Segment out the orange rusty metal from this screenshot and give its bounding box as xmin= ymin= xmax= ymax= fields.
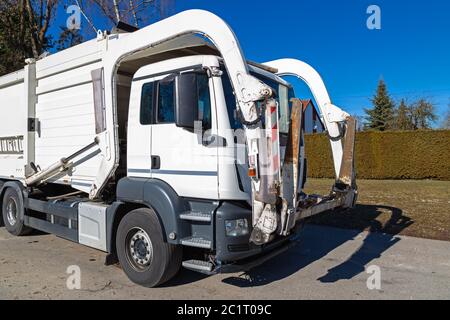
xmin=284 ymin=98 xmax=303 ymax=165
xmin=281 ymin=98 xmax=303 ymax=206
xmin=337 ymin=116 xmax=357 ymax=187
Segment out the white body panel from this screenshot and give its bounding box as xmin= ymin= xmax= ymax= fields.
xmin=34 ymin=40 xmax=106 ymax=193
xmin=78 ymin=202 xmax=108 ymax=251
xmin=214 ymin=74 xmax=251 ymax=202
xmin=0 ymin=39 xmax=108 ymax=193
xmin=0 ymin=71 xmax=26 ymax=179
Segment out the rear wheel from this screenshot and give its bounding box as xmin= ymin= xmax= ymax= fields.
xmin=116 ymin=208 xmax=182 ymax=287
xmin=2 ymin=188 xmax=32 ymax=236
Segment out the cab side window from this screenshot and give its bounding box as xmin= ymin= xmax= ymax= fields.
xmin=157 ymin=77 xmax=176 ymax=123
xmin=197 ymin=73 xmax=212 ymax=130
xmin=140 ymin=82 xmax=155 ymax=125
xmin=139 ymin=72 xmax=211 ymax=127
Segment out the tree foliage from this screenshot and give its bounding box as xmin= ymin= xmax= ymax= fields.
xmin=0 ymin=0 xmax=175 ymax=76
xmin=364 ymin=79 xmax=395 ymax=131
xmin=394 ymin=99 xmax=414 ymax=130
xmin=439 ymin=104 xmax=450 ymax=129
xmin=364 ymin=80 xmax=439 ymax=131
xmin=392 ymin=98 xmax=437 ymax=130
xmin=0 ymin=0 xmax=31 ymax=75
xmin=24 ymin=0 xmax=57 ymax=58
xmin=0 ymin=0 xmax=56 ymax=76
xmin=75 ymin=0 xmax=175 ymax=36
xmin=56 ymin=27 xmax=83 ymax=51
xmin=305 ymin=130 xmax=450 ymax=180
xmin=408 ymin=99 xmax=438 ymax=130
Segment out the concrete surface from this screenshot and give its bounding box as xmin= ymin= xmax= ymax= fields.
xmin=1 ymin=224 xmax=449 ymax=300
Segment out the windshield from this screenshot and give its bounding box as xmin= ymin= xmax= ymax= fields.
xmin=251 ymin=72 xmax=295 ymax=134
xmin=221 ymin=70 xmax=295 ymax=132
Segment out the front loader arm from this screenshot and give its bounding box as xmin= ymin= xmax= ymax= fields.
xmin=263 ymin=58 xmax=351 ymax=180
xmin=263 ymin=59 xmax=358 ymax=235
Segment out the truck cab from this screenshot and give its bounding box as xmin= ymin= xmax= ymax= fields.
xmin=118 ymin=54 xmax=301 ymax=273
xmin=127 ymin=55 xmax=295 ymax=200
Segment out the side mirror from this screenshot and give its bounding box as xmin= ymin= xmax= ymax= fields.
xmin=176 ymin=73 xmax=198 ymax=129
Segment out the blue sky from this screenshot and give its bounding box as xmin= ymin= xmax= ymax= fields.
xmin=51 ymin=0 xmax=450 ymax=124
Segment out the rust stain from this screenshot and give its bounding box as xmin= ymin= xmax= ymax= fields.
xmin=338 ymin=116 xmax=356 ymax=187
xmin=284 ymin=98 xmax=303 ymax=166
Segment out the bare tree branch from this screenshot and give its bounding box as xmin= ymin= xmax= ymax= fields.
xmin=112 ymin=0 xmax=121 ymax=22
xmin=24 ymin=0 xmax=40 ymax=57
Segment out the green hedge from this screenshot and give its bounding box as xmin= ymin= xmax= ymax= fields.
xmin=304 ymin=130 xmax=450 ymax=180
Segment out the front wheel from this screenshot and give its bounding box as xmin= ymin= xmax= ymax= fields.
xmin=116 ymin=208 xmax=182 ymax=287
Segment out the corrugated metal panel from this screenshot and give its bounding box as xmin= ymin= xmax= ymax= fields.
xmin=36 ymin=39 xmax=103 ymax=78
xmin=34 ymin=43 xmax=105 ymax=191
xmin=0 ymin=70 xmax=25 ymax=89
xmin=36 ymin=62 xmax=103 ymax=95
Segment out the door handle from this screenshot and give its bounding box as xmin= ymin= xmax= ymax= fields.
xmin=151 ymin=156 xmax=161 ymax=170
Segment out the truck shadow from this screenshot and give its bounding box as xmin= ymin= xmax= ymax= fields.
xmin=161 ymin=269 xmax=209 ymax=287
xmin=221 ymin=204 xmax=413 ymax=288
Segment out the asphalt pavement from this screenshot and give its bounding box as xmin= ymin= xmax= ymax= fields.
xmin=1 ymin=224 xmax=449 ymax=300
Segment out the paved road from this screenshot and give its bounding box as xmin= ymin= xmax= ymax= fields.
xmin=1 ymin=224 xmax=449 ymax=300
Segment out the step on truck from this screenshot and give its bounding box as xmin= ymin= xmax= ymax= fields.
xmin=0 ymin=10 xmax=357 ymax=287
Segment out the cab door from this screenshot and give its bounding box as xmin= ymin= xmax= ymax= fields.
xmin=127 ymin=77 xmax=153 ymax=179
xmin=150 ymin=71 xmax=218 ymax=199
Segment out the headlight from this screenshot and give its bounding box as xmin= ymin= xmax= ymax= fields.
xmin=225 ymin=219 xmax=249 ymax=237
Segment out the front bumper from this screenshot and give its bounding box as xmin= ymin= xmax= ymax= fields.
xmin=214 ymin=201 xmax=302 ymax=273
xmin=218 ymin=234 xmax=301 ymax=273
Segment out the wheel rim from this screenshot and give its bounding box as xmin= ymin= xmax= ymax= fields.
xmin=6 ymin=198 xmax=18 ymax=226
xmin=125 ymin=227 xmax=153 ymax=271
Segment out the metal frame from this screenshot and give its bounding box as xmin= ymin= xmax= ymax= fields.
xmin=24 ymin=216 xmax=78 ymax=242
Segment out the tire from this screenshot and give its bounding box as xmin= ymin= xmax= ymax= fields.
xmin=116 ymin=208 xmax=182 ymax=287
xmin=2 ymin=188 xmax=32 ymax=236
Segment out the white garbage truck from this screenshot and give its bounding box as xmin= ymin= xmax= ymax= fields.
xmin=0 ymin=10 xmax=357 ymax=287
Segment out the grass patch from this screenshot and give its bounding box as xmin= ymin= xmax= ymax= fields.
xmin=303 ymin=179 xmax=450 ymax=241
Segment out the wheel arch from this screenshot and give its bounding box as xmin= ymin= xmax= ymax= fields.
xmin=105 ymin=201 xmax=147 ymax=262
xmin=106 ymin=177 xmax=189 ymax=258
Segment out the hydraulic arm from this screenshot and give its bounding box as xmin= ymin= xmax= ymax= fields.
xmin=263 ymin=58 xmax=358 ymax=235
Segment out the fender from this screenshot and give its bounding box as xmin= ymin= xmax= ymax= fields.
xmin=113 ymin=177 xmax=190 ymax=246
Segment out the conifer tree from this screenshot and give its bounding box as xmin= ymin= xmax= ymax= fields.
xmin=364 ymin=79 xmax=395 ymax=131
